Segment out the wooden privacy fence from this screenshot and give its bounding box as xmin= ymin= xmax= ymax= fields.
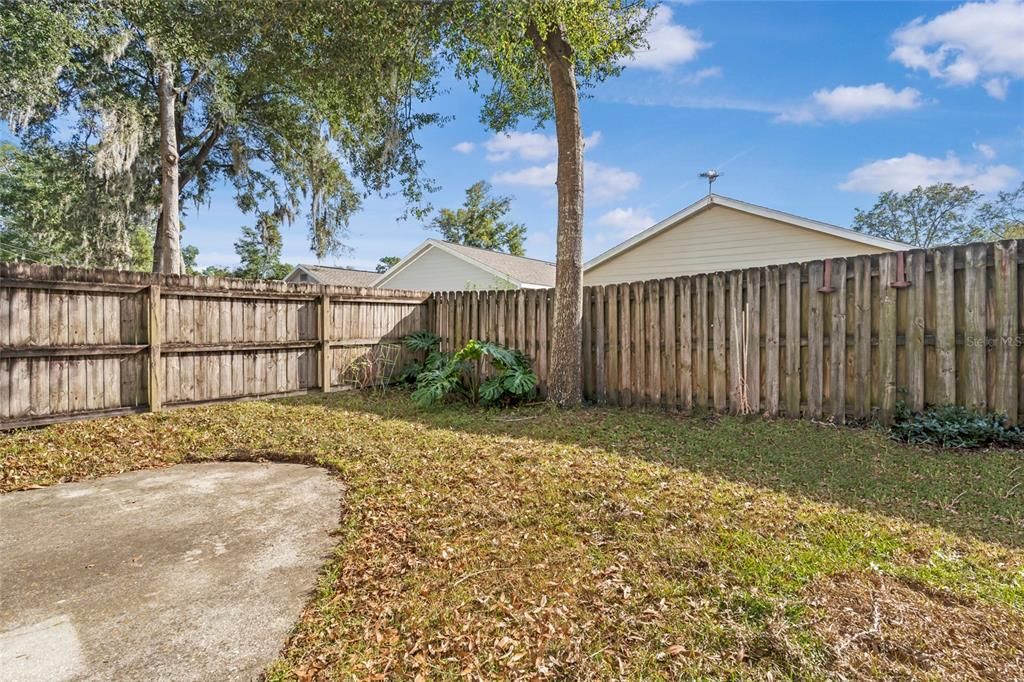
xmin=0 ymin=263 xmax=431 ymax=429
xmin=4 ymin=240 xmax=1022 ymax=430
xmin=433 ymin=240 xmax=1023 ymax=425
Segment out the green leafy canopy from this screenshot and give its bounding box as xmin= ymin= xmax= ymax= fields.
xmin=440 ymin=1 xmax=654 ymax=132
xmin=232 ymin=213 xmax=293 ymax=280
xmin=852 ymin=181 xmax=1024 ymax=248
xmin=429 ymin=180 xmax=526 ymax=255
xmin=1 ymin=0 xmax=445 ymax=264
xmin=376 ymin=255 xmax=402 ymax=273
xmin=0 ymin=142 xmax=153 ymax=268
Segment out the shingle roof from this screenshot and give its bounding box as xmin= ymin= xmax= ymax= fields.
xmin=428 ymin=240 xmax=556 ymax=287
xmin=292 ymin=264 xmax=380 ymax=287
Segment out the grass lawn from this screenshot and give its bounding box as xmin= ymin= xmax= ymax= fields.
xmin=2 ymin=391 xmax=1022 ymax=679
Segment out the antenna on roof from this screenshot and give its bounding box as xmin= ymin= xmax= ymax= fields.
xmin=699 ymin=169 xmax=720 ymax=195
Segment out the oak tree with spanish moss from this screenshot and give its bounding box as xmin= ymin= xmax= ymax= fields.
xmin=2 ymin=0 xmax=442 ymax=273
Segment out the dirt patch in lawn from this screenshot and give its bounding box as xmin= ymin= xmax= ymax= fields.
xmin=807 ymin=572 xmax=1024 ymax=680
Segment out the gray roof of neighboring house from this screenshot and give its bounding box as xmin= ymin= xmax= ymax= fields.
xmin=425 ymin=240 xmax=556 ymax=287
xmin=288 ymin=264 xmax=380 ymax=287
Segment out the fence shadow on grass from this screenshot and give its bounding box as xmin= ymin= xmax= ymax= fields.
xmin=290 ymin=391 xmax=1023 ymax=550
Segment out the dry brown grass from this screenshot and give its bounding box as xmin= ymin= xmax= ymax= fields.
xmin=2 ymin=392 xmax=1021 ymax=679
xmin=807 ymin=572 xmax=1024 ymax=680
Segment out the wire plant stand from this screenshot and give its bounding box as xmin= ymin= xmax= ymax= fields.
xmin=339 ymin=342 xmax=402 ymax=392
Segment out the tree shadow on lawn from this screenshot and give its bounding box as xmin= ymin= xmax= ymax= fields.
xmin=290 ymin=391 xmax=1023 ymax=549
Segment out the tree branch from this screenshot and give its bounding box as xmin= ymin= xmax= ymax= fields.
xmin=525 ymin=20 xmax=547 ymax=55
xmin=177 ymin=65 xmax=206 ymax=97
xmin=180 ymin=122 xmax=225 ymax=190
xmin=179 ymin=121 xmax=216 ymax=156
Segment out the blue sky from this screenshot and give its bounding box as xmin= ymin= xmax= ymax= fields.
xmin=47 ymin=1 xmax=1024 ymax=270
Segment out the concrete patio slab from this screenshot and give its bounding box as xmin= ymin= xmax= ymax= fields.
xmin=0 ymin=462 xmax=342 ymax=681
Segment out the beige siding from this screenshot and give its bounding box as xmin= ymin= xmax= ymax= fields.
xmin=584 ymin=205 xmax=890 ymax=286
xmin=381 ymin=246 xmax=517 ymax=291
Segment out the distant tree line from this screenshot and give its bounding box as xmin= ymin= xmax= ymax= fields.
xmin=196 ymin=215 xmax=293 ymax=280
xmin=852 ymin=181 xmax=1024 ymax=248
xmin=371 ymin=180 xmax=526 ymax=274
xmin=428 ymin=181 xmax=526 ymax=256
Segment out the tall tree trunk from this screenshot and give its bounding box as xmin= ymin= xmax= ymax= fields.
xmin=153 ymin=62 xmax=182 ymax=274
xmin=533 ymin=24 xmax=584 ymax=408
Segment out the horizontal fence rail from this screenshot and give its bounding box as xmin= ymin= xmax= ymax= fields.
xmin=432 ymin=240 xmax=1023 ymax=425
xmin=0 ymin=263 xmax=430 ymax=429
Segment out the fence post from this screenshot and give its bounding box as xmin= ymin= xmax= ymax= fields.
xmin=147 ymin=284 xmax=161 ymax=412
xmin=320 ymin=286 xmax=332 ymax=393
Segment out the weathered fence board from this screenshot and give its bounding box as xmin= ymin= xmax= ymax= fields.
xmin=784 ymin=264 xmax=801 ymax=417
xmin=745 ymin=268 xmax=761 ymax=415
xmin=994 ymin=241 xmax=1018 ymax=421
xmin=764 ymin=267 xmax=780 ymax=416
xmin=963 ymin=244 xmax=988 ymax=411
xmin=1 ymin=263 xmax=428 ymax=428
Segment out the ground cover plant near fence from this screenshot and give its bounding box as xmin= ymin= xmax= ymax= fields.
xmin=890 ymin=403 xmax=1024 ymax=449
xmin=2 ymin=392 xmax=1021 ymax=679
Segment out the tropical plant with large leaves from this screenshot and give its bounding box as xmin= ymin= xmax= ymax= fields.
xmin=397 ymin=330 xmax=445 ymax=384
xmin=404 ymin=334 xmax=537 ymax=407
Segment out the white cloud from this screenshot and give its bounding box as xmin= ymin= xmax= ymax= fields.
xmin=484 ymin=130 xmax=602 ymax=162
xmin=485 ymin=131 xmax=555 ymax=162
xmin=587 ymin=163 xmax=642 ymax=201
xmin=678 ymin=66 xmax=723 ymax=86
xmin=890 ymin=0 xmax=1024 ymax=98
xmin=492 ymin=163 xmax=556 ymax=187
xmin=777 ymin=83 xmax=923 ymax=123
xmin=814 ymin=84 xmax=923 ymax=120
xmin=839 ymin=152 xmax=1019 ymax=192
xmin=625 ymin=6 xmax=709 ymax=71
xmin=598 ymin=207 xmax=656 ymax=238
xmin=984 ymin=76 xmax=1010 ymax=99
xmin=452 ymin=141 xmax=475 ymax=154
xmin=492 ymin=161 xmax=641 ymax=202
xmin=974 ymin=142 xmax=997 ymax=159
xmin=608 ymin=93 xmax=785 ymax=114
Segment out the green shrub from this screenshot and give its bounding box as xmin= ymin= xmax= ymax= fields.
xmin=403 ymin=331 xmax=441 ymax=353
xmin=396 ymin=332 xmax=444 ymax=384
xmin=890 ymin=403 xmax=1024 ymax=449
xmin=402 ymin=334 xmax=537 ymax=407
